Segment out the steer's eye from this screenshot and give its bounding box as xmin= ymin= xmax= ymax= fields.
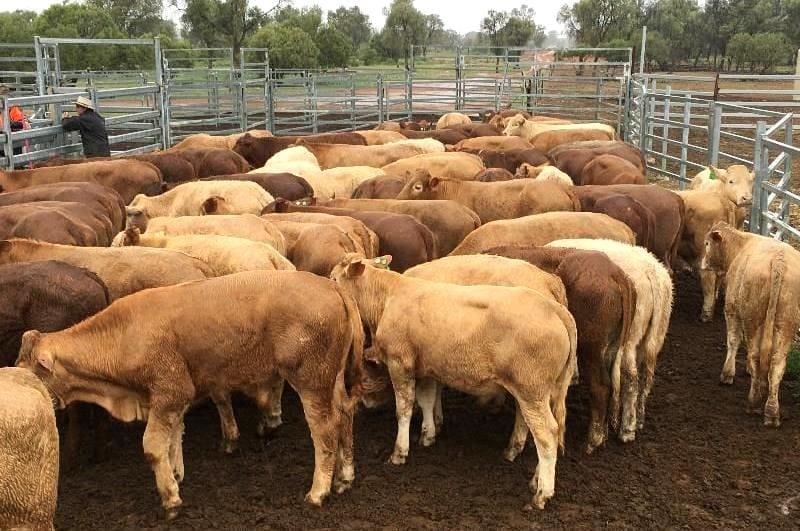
xmin=729 ymin=180 xmax=734 ymax=184
xmin=413 ymin=183 xmax=423 ymax=192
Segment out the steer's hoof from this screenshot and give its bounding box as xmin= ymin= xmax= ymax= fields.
xmin=619 ymin=429 xmax=636 ymax=443
xmin=418 ymin=433 xmax=436 ymax=447
xmin=503 ymin=445 xmax=523 ymax=462
xmin=388 ymin=452 xmax=406 ymax=465
xmin=333 ymin=478 xmax=353 ymax=495
xmin=764 ymin=415 xmax=781 ymax=428
xmin=220 ymin=439 xmax=238 ymax=454
xmin=164 ymin=498 xmax=182 ymax=521
xmin=304 ymin=491 xmax=328 ymax=507
xmin=719 ymin=373 xmax=734 ymax=385
xmin=700 ymin=312 xmax=713 ymax=323
xmin=530 ymin=492 xmax=550 ymax=510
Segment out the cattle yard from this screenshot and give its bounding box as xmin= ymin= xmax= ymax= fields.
xmin=2 ymin=40 xmax=800 ymax=531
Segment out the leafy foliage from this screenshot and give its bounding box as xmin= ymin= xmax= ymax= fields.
xmin=248 ymin=23 xmax=319 ymax=69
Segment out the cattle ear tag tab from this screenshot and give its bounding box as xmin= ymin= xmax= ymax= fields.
xmin=708 ymin=168 xmax=717 ymax=180
xmin=373 ymin=257 xmax=391 ymax=270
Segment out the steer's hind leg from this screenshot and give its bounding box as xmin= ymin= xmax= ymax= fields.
xmin=619 ymin=345 xmax=639 ymax=443
xmin=387 ymin=358 xmax=415 ymax=465
xmin=416 ymin=378 xmax=438 ymax=447
xmin=720 ymin=309 xmax=743 ymax=385
xmin=585 ymin=343 xmax=611 ymax=453
xmin=210 ymin=390 xmax=239 ymax=454
xmin=297 ymin=389 xmax=341 ymax=506
xmin=764 ymin=328 xmax=792 ymax=427
xmin=503 ymin=401 xmax=528 ymax=462
xmin=169 ymin=420 xmax=185 ymax=483
xmin=333 ymin=373 xmax=356 ymax=494
xmin=515 ymin=396 xmax=558 ymax=511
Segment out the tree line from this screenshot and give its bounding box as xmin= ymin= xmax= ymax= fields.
xmin=0 ymin=0 xmax=798 ymax=73
xmin=558 ymin=0 xmax=800 ymax=73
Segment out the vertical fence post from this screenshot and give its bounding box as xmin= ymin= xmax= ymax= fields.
xmin=406 ymin=70 xmax=413 ymax=121
xmin=679 ymin=93 xmax=692 ymax=189
xmin=646 ymin=79 xmax=656 ymax=159
xmin=594 ymin=77 xmax=602 ymax=121
xmin=707 ymin=101 xmax=720 ymax=167
xmin=638 ymin=85 xmax=648 ymax=156
xmin=661 ymin=85 xmax=671 ymax=176
xmin=1 ymin=98 xmax=14 ymax=169
xmin=266 ymin=78 xmax=275 ymax=133
xmin=780 ymin=119 xmax=793 ymax=230
xmin=350 ymin=74 xmax=357 ymax=130
xmin=750 ymin=120 xmax=767 ymax=234
xmin=377 ymin=74 xmax=384 ymax=124
xmin=154 ymin=36 xmax=170 ymax=148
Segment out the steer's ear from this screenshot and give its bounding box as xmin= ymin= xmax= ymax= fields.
xmin=346 ymin=259 xmax=366 ymax=277
xmin=19 ymin=330 xmax=50 ymax=372
xmin=201 ymin=196 xmax=226 ymax=215
xmin=0 ymin=240 xmax=10 ymax=254
xmin=429 ymin=177 xmax=440 ymax=189
xmin=709 ymin=230 xmax=723 ymax=242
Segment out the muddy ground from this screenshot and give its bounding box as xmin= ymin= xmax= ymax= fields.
xmin=55 ymin=273 xmax=800 ymax=530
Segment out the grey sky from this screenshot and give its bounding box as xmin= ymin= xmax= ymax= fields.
xmin=21 ymin=0 xmax=566 ymax=35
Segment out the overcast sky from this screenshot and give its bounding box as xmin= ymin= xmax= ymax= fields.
xmin=21 ymin=0 xmax=565 ymax=35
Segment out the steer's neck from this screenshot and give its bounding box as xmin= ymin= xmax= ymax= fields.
xmin=351 ymin=268 xmax=404 ymax=330
xmin=722 ymin=230 xmax=754 ymax=269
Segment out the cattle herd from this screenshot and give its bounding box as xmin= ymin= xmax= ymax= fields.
xmin=0 ymin=109 xmax=798 ymax=529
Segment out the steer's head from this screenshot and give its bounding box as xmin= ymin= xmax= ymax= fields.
xmin=700 ymin=221 xmax=733 ymax=272
xmin=725 ymin=165 xmax=754 ymax=207
xmin=396 ymin=169 xmax=440 ymax=200
xmin=16 ymin=330 xmax=67 ymax=409
xmin=502 ymin=114 xmax=527 ymax=137
xmin=125 ymin=206 xmax=149 ymax=233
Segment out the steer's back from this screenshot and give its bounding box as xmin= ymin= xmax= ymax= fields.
xmin=376 ymin=280 xmax=572 ymax=389
xmin=82 ymin=271 xmax=354 ymax=395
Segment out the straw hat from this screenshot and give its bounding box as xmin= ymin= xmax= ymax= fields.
xmin=73 ymin=96 xmax=95 ymax=110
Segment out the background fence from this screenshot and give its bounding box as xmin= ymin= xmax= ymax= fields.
xmin=626 ymin=73 xmax=800 ymax=244
xmin=1 ymin=39 xmax=798 ymax=245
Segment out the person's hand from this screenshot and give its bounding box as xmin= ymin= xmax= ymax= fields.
xmin=61 ymin=111 xmax=69 ymax=119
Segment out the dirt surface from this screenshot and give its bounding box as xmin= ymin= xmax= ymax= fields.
xmin=53 ymin=273 xmax=800 ymax=530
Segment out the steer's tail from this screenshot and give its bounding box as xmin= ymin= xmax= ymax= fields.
xmin=609 ymin=266 xmax=637 ymax=427
xmin=551 ymin=303 xmax=578 ymax=453
xmin=759 ymin=250 xmax=786 ymax=375
xmin=337 ymin=285 xmax=365 ymax=412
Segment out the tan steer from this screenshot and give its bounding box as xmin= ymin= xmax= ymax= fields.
xmin=17 ymin=271 xmax=364 ymax=517
xmin=702 ymin=222 xmax=800 ymax=426
xmin=331 ymin=254 xmax=576 ymax=510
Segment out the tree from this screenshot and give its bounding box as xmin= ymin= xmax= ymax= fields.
xmin=327 ymin=6 xmax=372 ymax=49
xmin=726 ymin=32 xmax=754 ymax=71
xmin=178 ymin=0 xmax=279 ymax=63
xmin=645 ymin=30 xmax=671 ymax=70
xmin=421 ymin=14 xmax=443 ymax=56
xmin=481 ymin=10 xmax=509 ymax=54
xmin=751 ymin=32 xmax=791 ymax=73
xmin=0 ymin=10 xmax=38 ymax=71
xmin=274 ymin=5 xmax=322 ymax=36
xmin=34 ymin=3 xmax=126 ymax=70
xmin=380 ymin=0 xmax=426 ymax=69
xmin=249 ymin=23 xmax=319 ymax=69
xmin=316 ymin=25 xmax=353 ymax=68
xmin=87 ymin=0 xmax=166 ymax=37
xmin=558 ymin=0 xmax=639 ymax=46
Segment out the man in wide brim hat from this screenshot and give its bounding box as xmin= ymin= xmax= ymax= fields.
xmin=61 ymin=95 xmax=110 ymax=157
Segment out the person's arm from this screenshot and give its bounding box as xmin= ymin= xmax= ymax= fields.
xmin=61 ymin=113 xmax=81 ymax=131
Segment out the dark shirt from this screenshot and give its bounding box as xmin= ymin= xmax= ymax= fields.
xmin=61 ymin=109 xmax=110 ymax=157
